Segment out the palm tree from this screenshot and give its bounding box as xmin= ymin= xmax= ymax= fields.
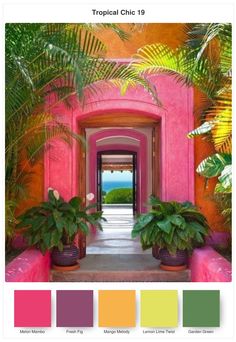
xmin=129 ymin=23 xmax=232 ymax=226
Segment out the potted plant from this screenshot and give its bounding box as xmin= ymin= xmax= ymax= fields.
xmin=131 ymin=195 xmax=209 ymax=271
xmin=16 ymin=189 xmax=105 ymax=270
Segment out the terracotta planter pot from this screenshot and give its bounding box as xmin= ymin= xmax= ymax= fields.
xmin=159 ymin=248 xmax=188 ymax=267
xmin=51 ymin=245 xmax=79 ymax=267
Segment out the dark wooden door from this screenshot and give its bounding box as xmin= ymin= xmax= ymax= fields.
xmin=97 ymin=152 xmax=102 ymax=211
xmin=132 ymin=153 xmax=137 ymax=215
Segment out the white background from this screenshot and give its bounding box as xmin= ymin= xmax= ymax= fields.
xmin=1 ymin=1 xmax=235 ymax=341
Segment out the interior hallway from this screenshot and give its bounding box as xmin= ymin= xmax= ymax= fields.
xmin=86 ymin=205 xmax=151 ymax=255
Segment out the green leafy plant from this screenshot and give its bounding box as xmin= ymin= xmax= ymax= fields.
xmin=105 ymin=188 xmax=133 ymax=204
xmin=131 ymin=196 xmax=209 ymax=254
xmin=16 ymin=189 xmax=105 ymax=254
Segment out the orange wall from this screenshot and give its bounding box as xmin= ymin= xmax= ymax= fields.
xmin=19 ymin=23 xmax=227 ymax=232
xmin=95 ymin=23 xmax=188 ymax=57
xmin=16 ymin=156 xmax=44 ymax=216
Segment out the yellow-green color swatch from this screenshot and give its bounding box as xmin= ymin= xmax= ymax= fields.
xmin=140 ymin=290 xmax=178 ymax=327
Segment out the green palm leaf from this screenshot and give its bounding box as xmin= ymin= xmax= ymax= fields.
xmin=131 ymin=43 xmax=224 ymax=99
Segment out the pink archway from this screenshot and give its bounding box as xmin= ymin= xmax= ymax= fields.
xmin=44 ymin=74 xmax=194 ymax=205
xmin=88 ymin=129 xmax=148 ymax=212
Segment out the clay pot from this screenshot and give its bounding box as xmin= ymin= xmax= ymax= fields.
xmin=159 ymin=248 xmax=188 ymax=267
xmin=51 ymin=245 xmax=79 ymax=267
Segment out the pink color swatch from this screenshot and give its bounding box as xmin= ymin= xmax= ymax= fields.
xmin=14 ymin=290 xmax=51 ymax=327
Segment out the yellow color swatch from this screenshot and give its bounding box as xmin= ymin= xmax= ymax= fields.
xmin=141 ymin=290 xmax=178 ymax=327
xmin=98 ymin=290 xmax=136 ymax=327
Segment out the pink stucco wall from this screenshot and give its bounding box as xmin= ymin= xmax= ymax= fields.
xmin=44 ymin=74 xmax=194 ymax=205
xmin=6 ymin=249 xmax=51 ymax=282
xmin=190 ymin=246 xmax=232 ymax=282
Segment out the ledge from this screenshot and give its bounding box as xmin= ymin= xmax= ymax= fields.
xmin=51 ymin=254 xmax=191 ymax=282
xmin=5 ymin=248 xmax=51 ymax=282
xmin=190 ymin=246 xmax=231 ymax=282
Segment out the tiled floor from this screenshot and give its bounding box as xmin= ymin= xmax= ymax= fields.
xmin=101 ymin=205 xmax=134 ymax=230
xmin=52 ymin=205 xmax=191 ymax=282
xmin=87 ymin=205 xmax=151 ymax=255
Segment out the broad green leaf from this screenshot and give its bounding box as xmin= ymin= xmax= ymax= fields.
xmin=69 ymin=196 xmax=82 ymax=209
xmin=51 ymin=229 xmax=61 ymax=246
xmin=168 ymin=214 xmax=186 ymax=228
xmin=59 ymin=203 xmax=74 ymax=212
xmin=132 ymin=213 xmax=154 ymax=234
xmin=190 ymin=221 xmax=208 ymax=235
xmin=157 ymin=218 xmax=172 ymax=233
xmin=43 ymin=232 xmax=52 ymax=248
xmin=197 ymin=153 xmax=231 ymax=178
xmin=164 ymin=227 xmax=175 ymax=244
xmin=78 ymin=221 xmax=89 ymax=235
xmin=67 ymin=222 xmax=78 ymax=237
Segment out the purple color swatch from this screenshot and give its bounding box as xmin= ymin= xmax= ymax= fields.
xmin=56 ymin=290 xmax=93 ymax=327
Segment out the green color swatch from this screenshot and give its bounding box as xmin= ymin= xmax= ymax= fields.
xmin=183 ymin=290 xmax=220 ymax=327
xmin=140 ymin=290 xmax=178 ymax=327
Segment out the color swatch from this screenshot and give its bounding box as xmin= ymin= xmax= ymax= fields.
xmin=183 ymin=290 xmax=220 ymax=327
xmin=13 ymin=289 xmax=222 ymax=330
xmin=56 ymin=290 xmax=93 ymax=327
xmin=14 ymin=290 xmax=51 ymax=327
xmin=140 ymin=290 xmax=178 ymax=327
xmin=98 ymin=290 xmax=136 ymax=327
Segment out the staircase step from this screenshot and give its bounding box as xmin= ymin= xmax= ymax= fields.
xmin=51 ymin=254 xmax=191 ymax=282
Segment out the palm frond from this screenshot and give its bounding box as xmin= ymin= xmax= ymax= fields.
xmin=131 ymin=43 xmax=224 ymax=99
xmin=186 ymin=23 xmax=232 ymax=75
xmin=205 ymin=90 xmax=232 ymax=153
xmin=82 ymin=23 xmax=130 ymax=41
xmin=77 ymin=59 xmax=161 ymax=105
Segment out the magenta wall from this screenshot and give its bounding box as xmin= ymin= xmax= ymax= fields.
xmin=190 ymin=246 xmax=232 ymax=282
xmin=44 ymin=74 xmax=194 ymax=205
xmin=6 ymin=249 xmax=51 ymax=282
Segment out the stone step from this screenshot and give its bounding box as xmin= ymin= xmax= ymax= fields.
xmin=51 ymin=254 xmax=191 ymax=282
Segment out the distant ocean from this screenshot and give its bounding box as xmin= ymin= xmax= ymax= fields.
xmin=102 ymin=181 xmax=132 ymax=193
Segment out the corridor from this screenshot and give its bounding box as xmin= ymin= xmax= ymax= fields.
xmin=86 ymin=205 xmax=151 ymax=255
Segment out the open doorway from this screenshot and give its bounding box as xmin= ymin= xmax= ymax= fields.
xmin=97 ymin=151 xmax=137 ymax=227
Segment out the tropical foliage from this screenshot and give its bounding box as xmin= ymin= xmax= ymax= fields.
xmin=131 ymin=196 xmax=209 ymax=254
xmin=186 ymin=23 xmax=232 ymax=225
xmin=130 ymin=23 xmax=232 ymax=226
xmin=16 ymin=189 xmax=105 ymax=254
xmin=105 ymin=188 xmax=133 ymax=204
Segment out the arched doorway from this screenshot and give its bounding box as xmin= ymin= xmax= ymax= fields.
xmin=44 ymin=74 xmax=194 ymax=256
xmin=79 ymin=117 xmax=158 ymax=254
xmin=86 ymin=127 xmax=150 ymax=214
